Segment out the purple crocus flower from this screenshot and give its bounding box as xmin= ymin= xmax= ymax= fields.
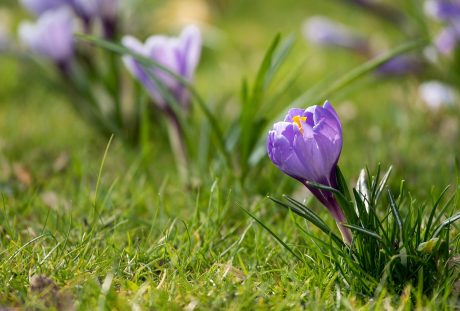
xmin=425 ymin=0 xmax=460 ymax=21
xmin=20 ymin=0 xmax=70 ymax=15
xmin=69 ymin=0 xmax=119 ymax=36
xmin=96 ymin=0 xmax=118 ymax=22
xmin=375 ymin=55 xmax=423 ymax=76
xmin=71 ymin=0 xmax=98 ymax=27
xmin=302 ymin=16 xmax=370 ymax=55
xmin=72 ymin=0 xmax=115 ymax=22
xmin=122 ymin=25 xmax=202 ymax=110
xmin=267 ymin=101 xmax=352 ymax=244
xmin=18 ymin=7 xmax=74 ymax=69
xmin=435 ymin=22 xmax=460 ymax=55
xmin=425 ymin=0 xmax=460 ymax=55
xmin=96 ymin=0 xmax=119 ymax=39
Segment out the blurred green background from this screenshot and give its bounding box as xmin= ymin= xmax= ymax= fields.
xmin=1 ymin=0 xmax=458 ymax=194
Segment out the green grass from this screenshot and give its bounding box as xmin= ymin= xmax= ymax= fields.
xmin=1 ymin=0 xmax=460 ymax=309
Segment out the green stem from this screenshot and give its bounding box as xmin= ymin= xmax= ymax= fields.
xmin=164 ymin=108 xmax=189 ymax=183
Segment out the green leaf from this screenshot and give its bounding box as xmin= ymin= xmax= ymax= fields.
xmin=281 ymin=39 xmax=428 ymax=116
xmin=388 ymin=189 xmax=404 ymax=246
xmin=433 ymin=212 xmax=460 ymax=237
xmin=356 ymin=168 xmax=370 ymax=213
xmin=239 ymin=34 xmax=295 ymax=177
xmin=424 ymin=186 xmax=450 ymax=240
xmin=336 ymin=166 xmax=351 ymax=202
xmin=341 ymin=224 xmax=382 ymax=241
xmin=375 ymin=166 xmax=392 ymax=202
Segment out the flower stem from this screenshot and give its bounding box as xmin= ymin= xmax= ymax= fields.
xmin=164 ymin=109 xmax=188 ymax=183
xmin=330 ymin=205 xmax=352 ymax=245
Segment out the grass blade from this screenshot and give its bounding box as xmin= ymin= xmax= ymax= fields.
xmin=388 ymin=189 xmax=404 ymax=246
xmin=424 ymin=186 xmax=451 ymax=240
xmin=375 ymin=166 xmax=392 ymax=202
xmin=341 ymin=224 xmax=382 ymax=241
xmin=433 ymin=212 xmax=460 ymax=237
xmin=240 ymin=207 xmax=304 ymax=262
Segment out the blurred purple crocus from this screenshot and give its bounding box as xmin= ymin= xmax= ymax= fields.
xmin=302 ymin=16 xmax=370 ymax=55
xmin=20 ymin=0 xmax=70 ymax=15
xmin=122 ymin=25 xmax=202 ymax=110
xmin=96 ymin=0 xmax=119 ymax=38
xmin=425 ymin=0 xmax=460 ymax=20
xmin=71 ymin=0 xmax=119 ymax=37
xmin=425 ymin=0 xmax=460 ymax=55
xmin=267 ymin=101 xmax=352 ymax=244
xmin=434 ymin=21 xmax=460 ymax=55
xmin=376 ymin=55 xmax=423 ymax=76
xmin=19 ymin=7 xmax=74 ymax=70
xmin=96 ymin=0 xmax=119 ymax=23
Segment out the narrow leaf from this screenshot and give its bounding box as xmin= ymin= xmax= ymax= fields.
xmin=424 ymin=186 xmax=450 ymax=240
xmin=388 ymin=189 xmax=403 ymax=245
xmin=341 ymin=224 xmax=382 ymax=241
xmin=375 ymin=166 xmax=392 ymax=202
xmin=433 ymin=212 xmax=460 ymax=237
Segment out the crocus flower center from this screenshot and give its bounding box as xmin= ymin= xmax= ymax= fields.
xmin=292 ymin=115 xmax=307 ymax=133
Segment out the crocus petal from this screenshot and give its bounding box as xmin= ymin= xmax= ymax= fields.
xmin=292 ymin=133 xmax=327 ymax=183
xmin=72 ymin=0 xmax=98 ymax=20
xmin=436 ymin=27 xmax=459 ymax=55
xmin=284 ymin=108 xmax=306 ymax=122
xmin=268 ymin=126 xmax=309 ymax=181
xmin=122 ymin=26 xmax=202 ymax=109
xmin=324 ymin=100 xmax=341 ymax=126
xmin=19 ymin=7 xmax=74 ymax=64
xmin=178 ymin=25 xmax=202 ymax=79
xmin=122 ymin=36 xmax=165 ymax=107
xmin=146 ymin=36 xmax=181 ymax=88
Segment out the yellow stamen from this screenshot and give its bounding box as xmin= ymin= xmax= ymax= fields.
xmin=292 ymin=115 xmax=307 ymax=133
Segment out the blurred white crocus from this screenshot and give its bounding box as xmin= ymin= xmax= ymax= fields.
xmin=419 ymin=80 xmax=456 ymax=109
xmin=19 ymin=8 xmax=74 ymax=68
xmin=302 ymin=16 xmax=370 ymax=54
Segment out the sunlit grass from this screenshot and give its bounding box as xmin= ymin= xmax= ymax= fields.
xmin=0 ymin=0 xmax=459 ymax=309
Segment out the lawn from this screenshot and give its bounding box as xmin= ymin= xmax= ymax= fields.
xmin=0 ymin=0 xmax=459 ymax=309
